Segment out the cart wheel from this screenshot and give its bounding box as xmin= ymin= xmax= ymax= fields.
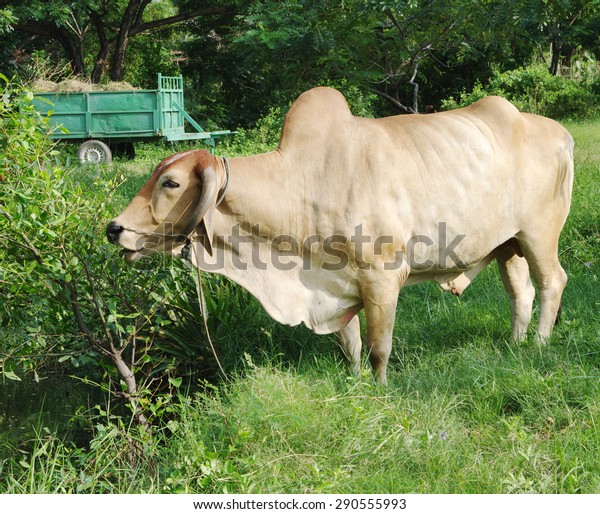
xmin=78 ymin=140 xmax=112 ymax=164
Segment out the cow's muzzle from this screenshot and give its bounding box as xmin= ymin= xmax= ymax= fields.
xmin=106 ymin=221 xmax=124 ymax=244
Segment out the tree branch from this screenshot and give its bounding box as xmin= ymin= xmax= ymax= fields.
xmin=63 ymin=280 xmax=95 ymax=340
xmin=408 ymin=61 xmax=420 ymax=113
xmin=130 ymin=5 xmax=236 ymax=36
xmin=78 ymin=250 xmax=114 ymax=345
xmin=384 ymin=8 xmax=406 ymax=39
xmin=88 ymin=8 xmax=110 ymax=46
xmin=369 ymin=87 xmax=416 ymax=114
xmin=109 ymin=341 xmax=150 ymax=431
xmin=569 ymin=3 xmax=589 ymax=26
xmin=133 ymin=0 xmax=152 ymax=30
xmin=88 ymin=8 xmax=114 ymax=83
xmin=15 ymin=20 xmax=85 ymax=75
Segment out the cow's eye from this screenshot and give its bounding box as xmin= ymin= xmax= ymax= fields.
xmin=163 ymin=179 xmax=180 ymax=188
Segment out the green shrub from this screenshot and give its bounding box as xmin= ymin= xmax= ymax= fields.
xmin=442 ymin=63 xmax=599 ymax=119
xmin=221 ymin=107 xmax=284 ymax=155
xmin=0 ymin=76 xmax=201 ymax=431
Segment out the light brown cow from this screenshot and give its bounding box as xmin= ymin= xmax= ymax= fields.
xmin=107 ymin=87 xmax=574 ymax=384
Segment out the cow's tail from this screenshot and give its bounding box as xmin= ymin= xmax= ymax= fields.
xmin=555 ymin=131 xmax=575 ymax=205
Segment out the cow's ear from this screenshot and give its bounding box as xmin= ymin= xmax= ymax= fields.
xmin=181 ymin=157 xmax=218 ymax=254
xmin=196 ymin=202 xmax=215 ymax=256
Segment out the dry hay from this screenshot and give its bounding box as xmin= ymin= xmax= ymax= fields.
xmin=55 ymin=79 xmax=96 ymax=92
xmin=101 ymin=81 xmax=137 ymax=91
xmin=31 ymin=79 xmax=59 ymax=92
xmin=31 ymin=78 xmax=139 ymax=93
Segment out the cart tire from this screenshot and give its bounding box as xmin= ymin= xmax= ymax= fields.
xmin=78 ymin=140 xmax=112 ymax=164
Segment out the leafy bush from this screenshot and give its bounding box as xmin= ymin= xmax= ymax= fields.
xmin=442 ymin=63 xmax=599 ymax=119
xmin=221 ymin=107 xmax=284 ymax=155
xmin=0 ymin=76 xmax=205 ymax=433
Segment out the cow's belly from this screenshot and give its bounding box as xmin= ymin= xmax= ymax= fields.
xmin=404 ymin=235 xmax=519 ymax=294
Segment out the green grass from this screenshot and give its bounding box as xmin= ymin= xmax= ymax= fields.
xmin=1 ymin=118 xmax=599 ymax=494
xmin=166 ymin=361 xmax=600 ymax=493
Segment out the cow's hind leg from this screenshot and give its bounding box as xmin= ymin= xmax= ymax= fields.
xmin=361 ymin=279 xmax=401 ymax=385
xmin=518 ymin=234 xmax=567 ymax=343
xmin=338 ymin=315 xmax=362 ymax=377
xmin=497 ymin=247 xmax=535 ymax=341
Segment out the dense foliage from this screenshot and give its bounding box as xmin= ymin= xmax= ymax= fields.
xmin=442 ymin=63 xmax=600 ymax=119
xmin=2 ymin=0 xmax=600 ymax=124
xmin=0 ymin=78 xmax=231 ymax=438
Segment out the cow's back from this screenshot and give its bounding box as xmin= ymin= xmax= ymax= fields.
xmin=351 ymin=96 xmax=573 ymax=269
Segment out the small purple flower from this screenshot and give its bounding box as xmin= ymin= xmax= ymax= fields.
xmin=584 ymin=262 xmax=591 ymax=269
xmin=440 ymin=430 xmax=448 ymax=441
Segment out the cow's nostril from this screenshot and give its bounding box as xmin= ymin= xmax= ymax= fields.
xmin=106 ymin=221 xmax=124 ymax=244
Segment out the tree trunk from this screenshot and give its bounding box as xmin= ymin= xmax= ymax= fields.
xmin=91 ymin=42 xmax=113 ymax=83
xmin=110 ymin=34 xmax=130 ymax=82
xmin=15 ymin=2 xmax=236 ymax=83
xmin=58 ymin=32 xmax=86 ymax=76
xmin=549 ymin=36 xmax=561 ymax=76
xmin=113 ymin=3 xmax=235 ymax=81
xmin=16 ymin=21 xmax=85 ymax=76
xmin=89 ymin=9 xmax=112 ymax=83
xmin=110 ymin=0 xmax=150 ymax=82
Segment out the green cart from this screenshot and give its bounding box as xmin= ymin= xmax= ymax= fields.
xmin=33 ymin=74 xmax=233 ymax=163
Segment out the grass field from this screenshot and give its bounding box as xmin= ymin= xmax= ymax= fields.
xmin=1 ymin=118 xmax=598 ymax=494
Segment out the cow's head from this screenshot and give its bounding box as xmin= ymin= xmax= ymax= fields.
xmin=106 ymin=150 xmax=223 ymax=261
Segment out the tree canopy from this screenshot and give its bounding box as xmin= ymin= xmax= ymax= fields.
xmin=1 ymin=0 xmax=599 ymax=124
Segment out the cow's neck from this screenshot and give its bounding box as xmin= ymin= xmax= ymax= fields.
xmin=215 ymin=150 xmax=308 ymax=241
xmin=191 ymin=149 xmax=361 ymax=333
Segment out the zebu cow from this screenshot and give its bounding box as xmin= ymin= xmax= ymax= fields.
xmin=107 ymin=88 xmax=574 ymax=384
